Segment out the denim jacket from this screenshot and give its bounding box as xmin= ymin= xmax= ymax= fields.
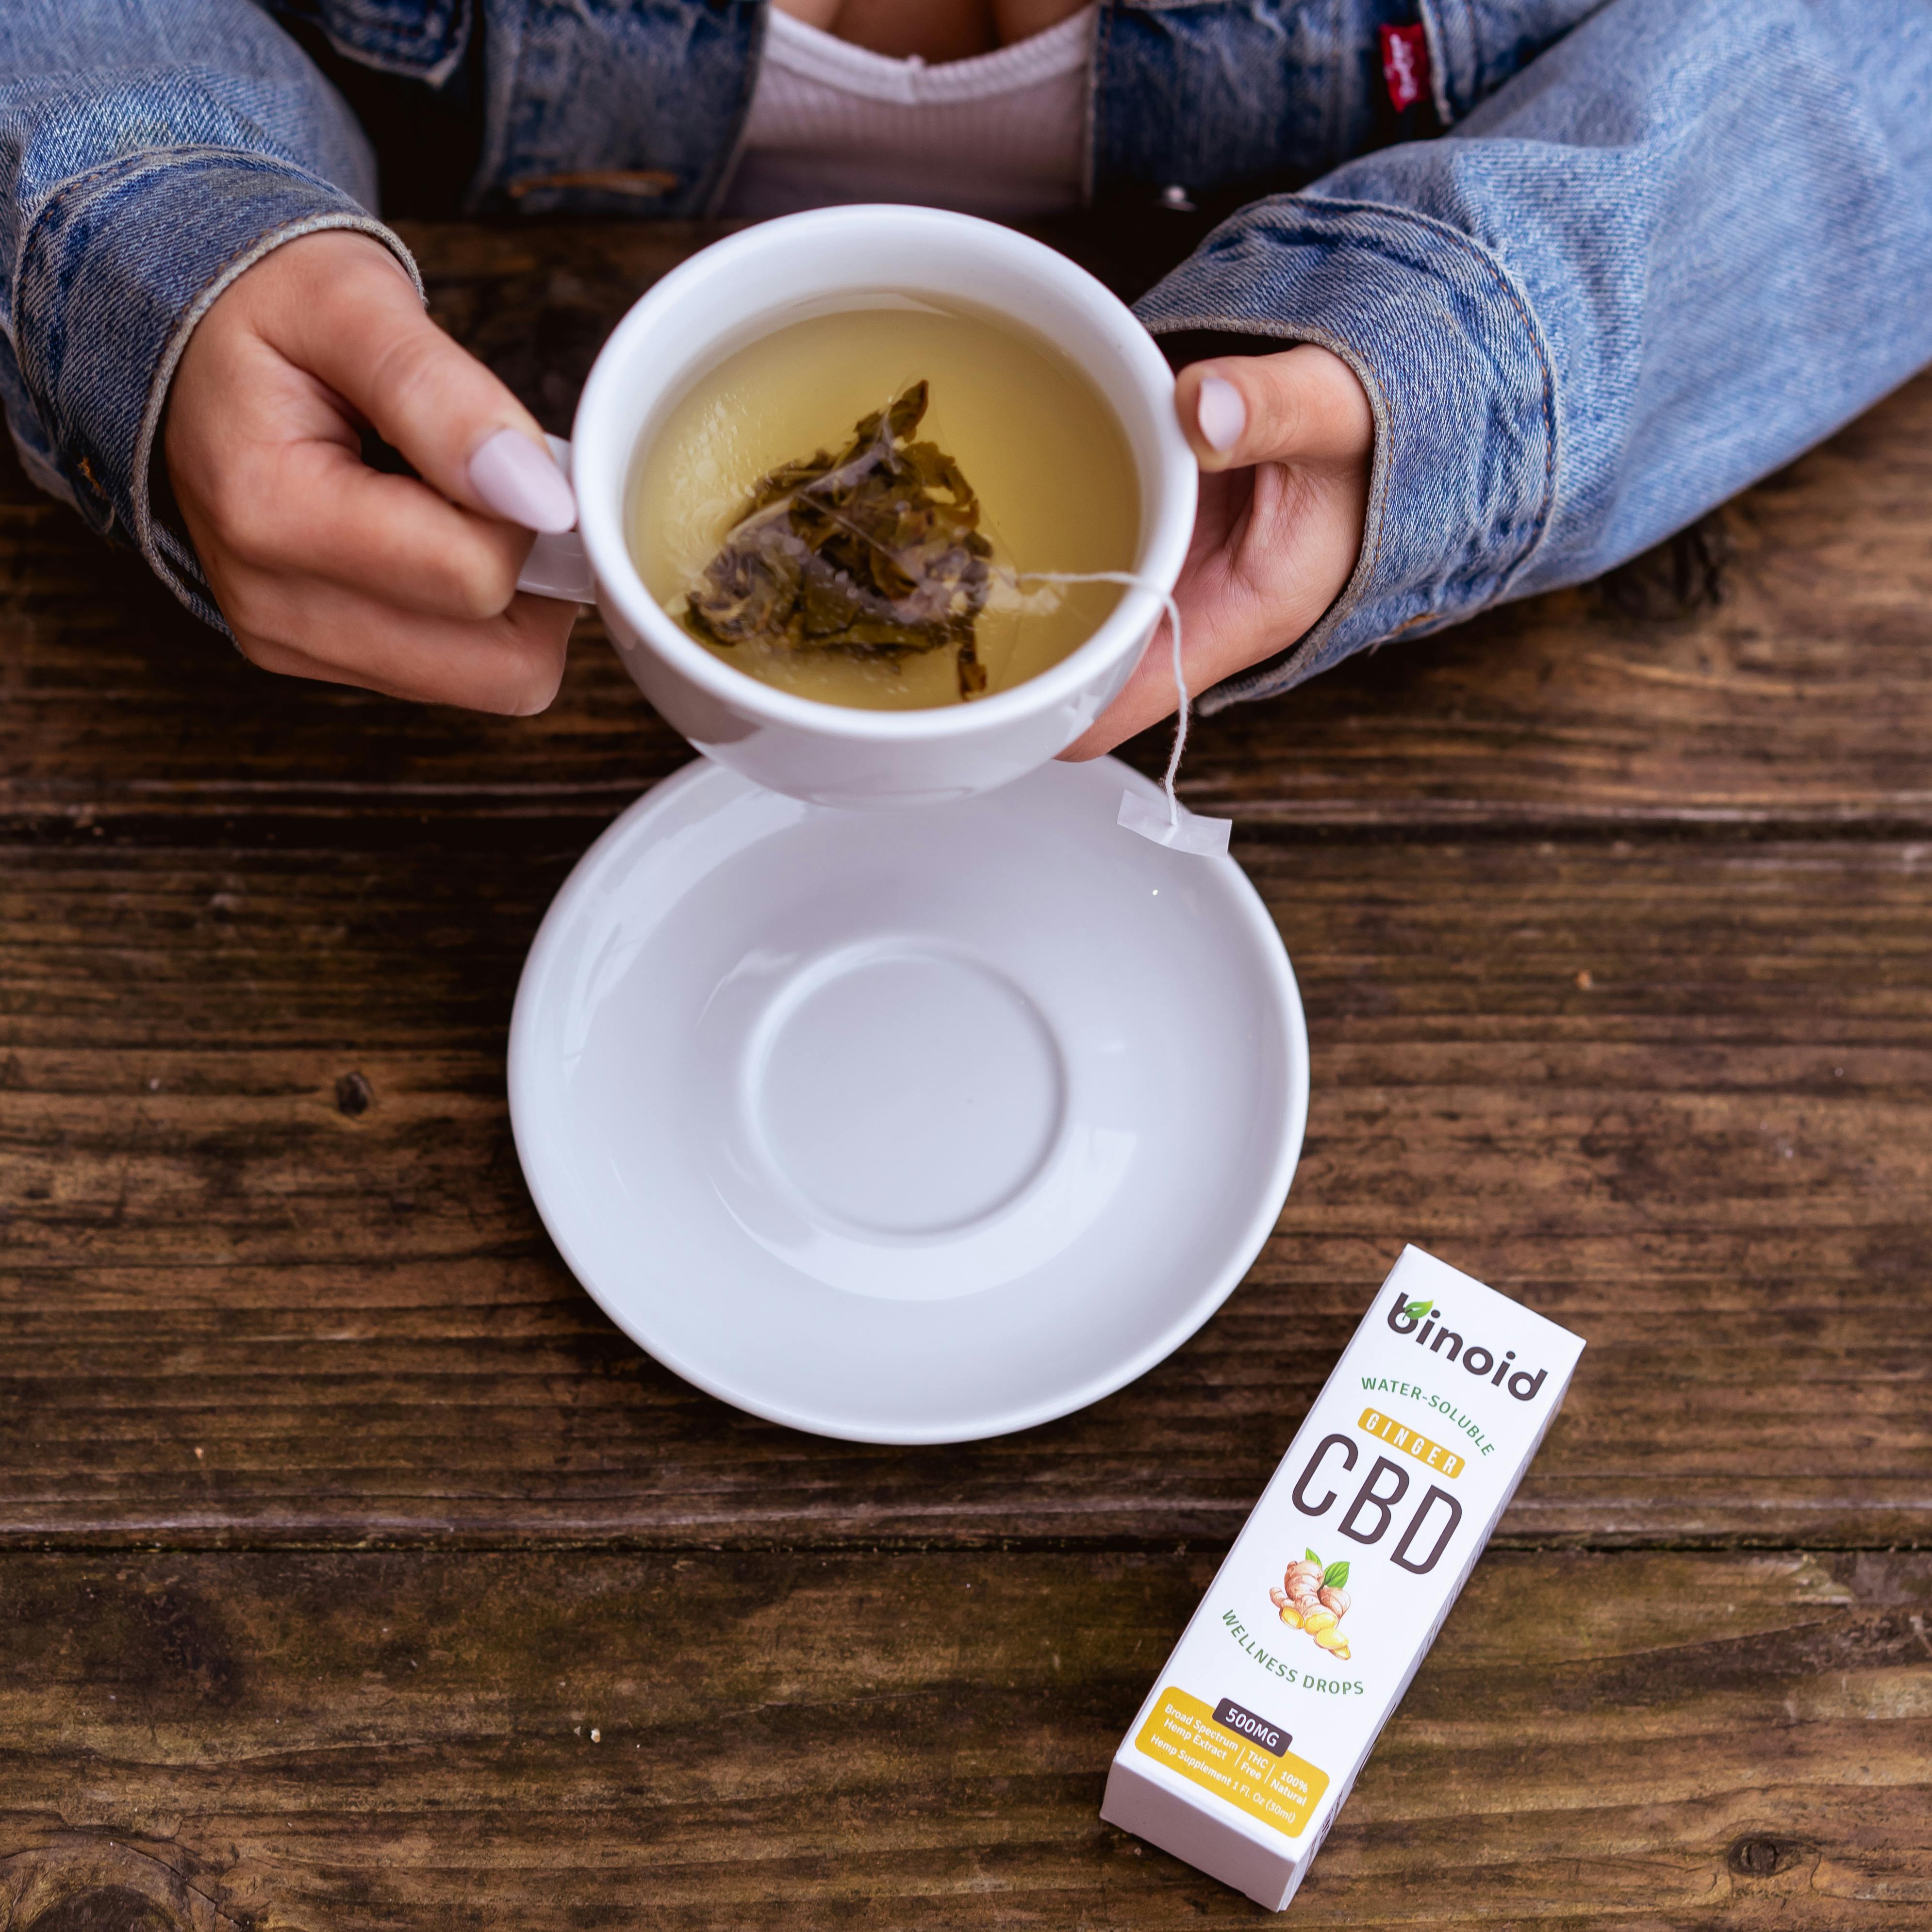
xmin=3 ymin=0 xmax=1929 ymax=700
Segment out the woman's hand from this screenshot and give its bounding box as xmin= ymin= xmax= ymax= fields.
xmin=1061 ymin=343 xmax=1373 ymax=760
xmin=163 ymin=230 xmax=580 ymax=714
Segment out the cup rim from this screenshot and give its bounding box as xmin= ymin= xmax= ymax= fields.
xmin=572 ymin=205 xmax=1198 ymax=744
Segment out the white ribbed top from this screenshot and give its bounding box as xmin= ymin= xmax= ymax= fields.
xmin=723 ymin=7 xmax=1095 ymax=220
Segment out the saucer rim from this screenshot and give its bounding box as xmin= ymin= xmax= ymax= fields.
xmin=508 ymin=754 xmax=1310 ymax=1445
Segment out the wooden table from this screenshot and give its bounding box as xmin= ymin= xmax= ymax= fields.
xmin=2 ymin=221 xmax=1928 ymax=1931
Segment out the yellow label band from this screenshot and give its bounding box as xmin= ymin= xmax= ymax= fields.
xmin=1357 ymin=1406 xmax=1465 ymax=1478
xmin=1133 ymin=1687 xmax=1331 ymax=1839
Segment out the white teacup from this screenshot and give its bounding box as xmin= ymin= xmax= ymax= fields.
xmin=520 ymin=206 xmax=1197 ymax=809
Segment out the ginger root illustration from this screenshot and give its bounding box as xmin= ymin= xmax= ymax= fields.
xmin=1270 ymin=1550 xmax=1353 ymax=1660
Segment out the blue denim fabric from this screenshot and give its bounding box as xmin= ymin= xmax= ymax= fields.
xmin=1136 ymin=0 xmax=1932 ymax=703
xmin=5 ymin=0 xmax=1930 ymax=689
xmin=0 ymin=0 xmax=420 ymax=624
xmin=271 ymin=0 xmax=473 ymax=84
xmin=1422 ymin=0 xmax=1615 ymax=120
xmin=467 ymin=0 xmax=764 ymax=218
xmin=1091 ymin=0 xmax=1427 ymax=198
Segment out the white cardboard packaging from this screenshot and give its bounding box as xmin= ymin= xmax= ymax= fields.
xmin=1101 ymin=1246 xmax=1585 ymax=1911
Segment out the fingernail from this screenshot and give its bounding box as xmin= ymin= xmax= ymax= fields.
xmin=1196 ymin=376 xmax=1246 ymax=454
xmin=469 ymin=428 xmax=577 ymax=532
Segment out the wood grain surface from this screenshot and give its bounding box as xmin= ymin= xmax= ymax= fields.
xmin=2 ymin=1551 xmax=1927 ymax=1930
xmin=0 ymin=220 xmax=1927 ymax=1928
xmin=3 ymin=833 xmax=1928 ymax=1551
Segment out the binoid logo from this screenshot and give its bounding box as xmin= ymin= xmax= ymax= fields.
xmin=1386 ymin=1293 xmax=1548 ymax=1402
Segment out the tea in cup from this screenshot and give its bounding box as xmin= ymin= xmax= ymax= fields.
xmin=533 ymin=205 xmax=1196 ymax=808
xmin=633 ymin=300 xmax=1140 ymax=712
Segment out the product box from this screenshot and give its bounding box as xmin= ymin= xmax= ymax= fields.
xmin=1101 ymin=1246 xmax=1585 ymax=1911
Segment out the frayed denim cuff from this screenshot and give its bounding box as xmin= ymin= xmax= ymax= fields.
xmin=14 ymin=147 xmax=420 ymax=628
xmin=1134 ymin=193 xmax=1557 ymax=710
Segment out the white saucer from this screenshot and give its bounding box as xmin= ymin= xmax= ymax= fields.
xmin=508 ymin=754 xmax=1308 ymax=1443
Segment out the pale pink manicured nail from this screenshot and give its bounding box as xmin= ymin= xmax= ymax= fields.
xmin=1196 ymin=375 xmax=1246 ymax=454
xmin=468 ymin=428 xmax=577 ymax=532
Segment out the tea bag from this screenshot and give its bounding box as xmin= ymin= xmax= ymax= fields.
xmin=681 ymin=381 xmax=994 ymax=701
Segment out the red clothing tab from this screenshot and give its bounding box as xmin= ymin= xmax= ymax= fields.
xmin=1379 ymin=22 xmax=1430 ymax=114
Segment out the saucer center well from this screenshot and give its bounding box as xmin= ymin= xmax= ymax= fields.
xmin=749 ymin=945 xmax=1065 ymax=1238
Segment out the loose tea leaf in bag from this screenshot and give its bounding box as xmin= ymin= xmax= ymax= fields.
xmin=681 ymin=381 xmax=995 ymax=700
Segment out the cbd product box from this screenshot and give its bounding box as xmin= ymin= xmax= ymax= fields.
xmin=1101 ymin=1245 xmax=1585 ymax=1911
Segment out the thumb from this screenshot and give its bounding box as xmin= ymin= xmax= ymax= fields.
xmin=277 ymin=233 xmax=577 ymax=533
xmin=1174 ymin=344 xmax=1373 ymax=474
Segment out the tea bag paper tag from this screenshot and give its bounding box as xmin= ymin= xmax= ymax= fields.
xmin=1118 ymin=789 xmax=1233 ymax=856
xmin=1015 ymin=571 xmax=1236 ymax=863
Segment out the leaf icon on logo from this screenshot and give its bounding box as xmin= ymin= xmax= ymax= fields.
xmin=1322 ymin=1561 xmax=1350 ymax=1588
xmin=1305 ymin=1547 xmax=1321 ymax=1567
xmin=1404 ymin=1299 xmax=1433 ymax=1320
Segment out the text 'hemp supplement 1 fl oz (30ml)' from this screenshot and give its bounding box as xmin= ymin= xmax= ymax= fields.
xmin=1101 ymin=1246 xmax=1585 ymax=1912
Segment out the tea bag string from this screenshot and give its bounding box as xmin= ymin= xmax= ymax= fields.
xmin=1005 ymin=570 xmax=1233 ymax=858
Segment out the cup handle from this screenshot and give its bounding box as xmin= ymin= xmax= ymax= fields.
xmin=514 ymin=435 xmax=597 ymax=603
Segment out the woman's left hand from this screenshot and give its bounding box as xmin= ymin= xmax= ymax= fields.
xmin=1060 ymin=343 xmax=1373 ymax=760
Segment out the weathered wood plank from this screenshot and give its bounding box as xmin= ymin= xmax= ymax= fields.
xmin=0 ymin=1550 xmax=1926 ymax=1929
xmin=4 ymin=835 xmax=1926 ymax=1549
xmin=0 ymin=223 xmax=1927 ymax=837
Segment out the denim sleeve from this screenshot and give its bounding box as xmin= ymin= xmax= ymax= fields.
xmin=0 ymin=0 xmax=422 ymax=625
xmin=1136 ymin=0 xmax=1932 ymax=706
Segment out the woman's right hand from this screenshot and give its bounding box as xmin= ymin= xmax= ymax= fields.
xmin=163 ymin=229 xmax=580 ymax=714
xmin=1061 ymin=344 xmax=1375 ymax=760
